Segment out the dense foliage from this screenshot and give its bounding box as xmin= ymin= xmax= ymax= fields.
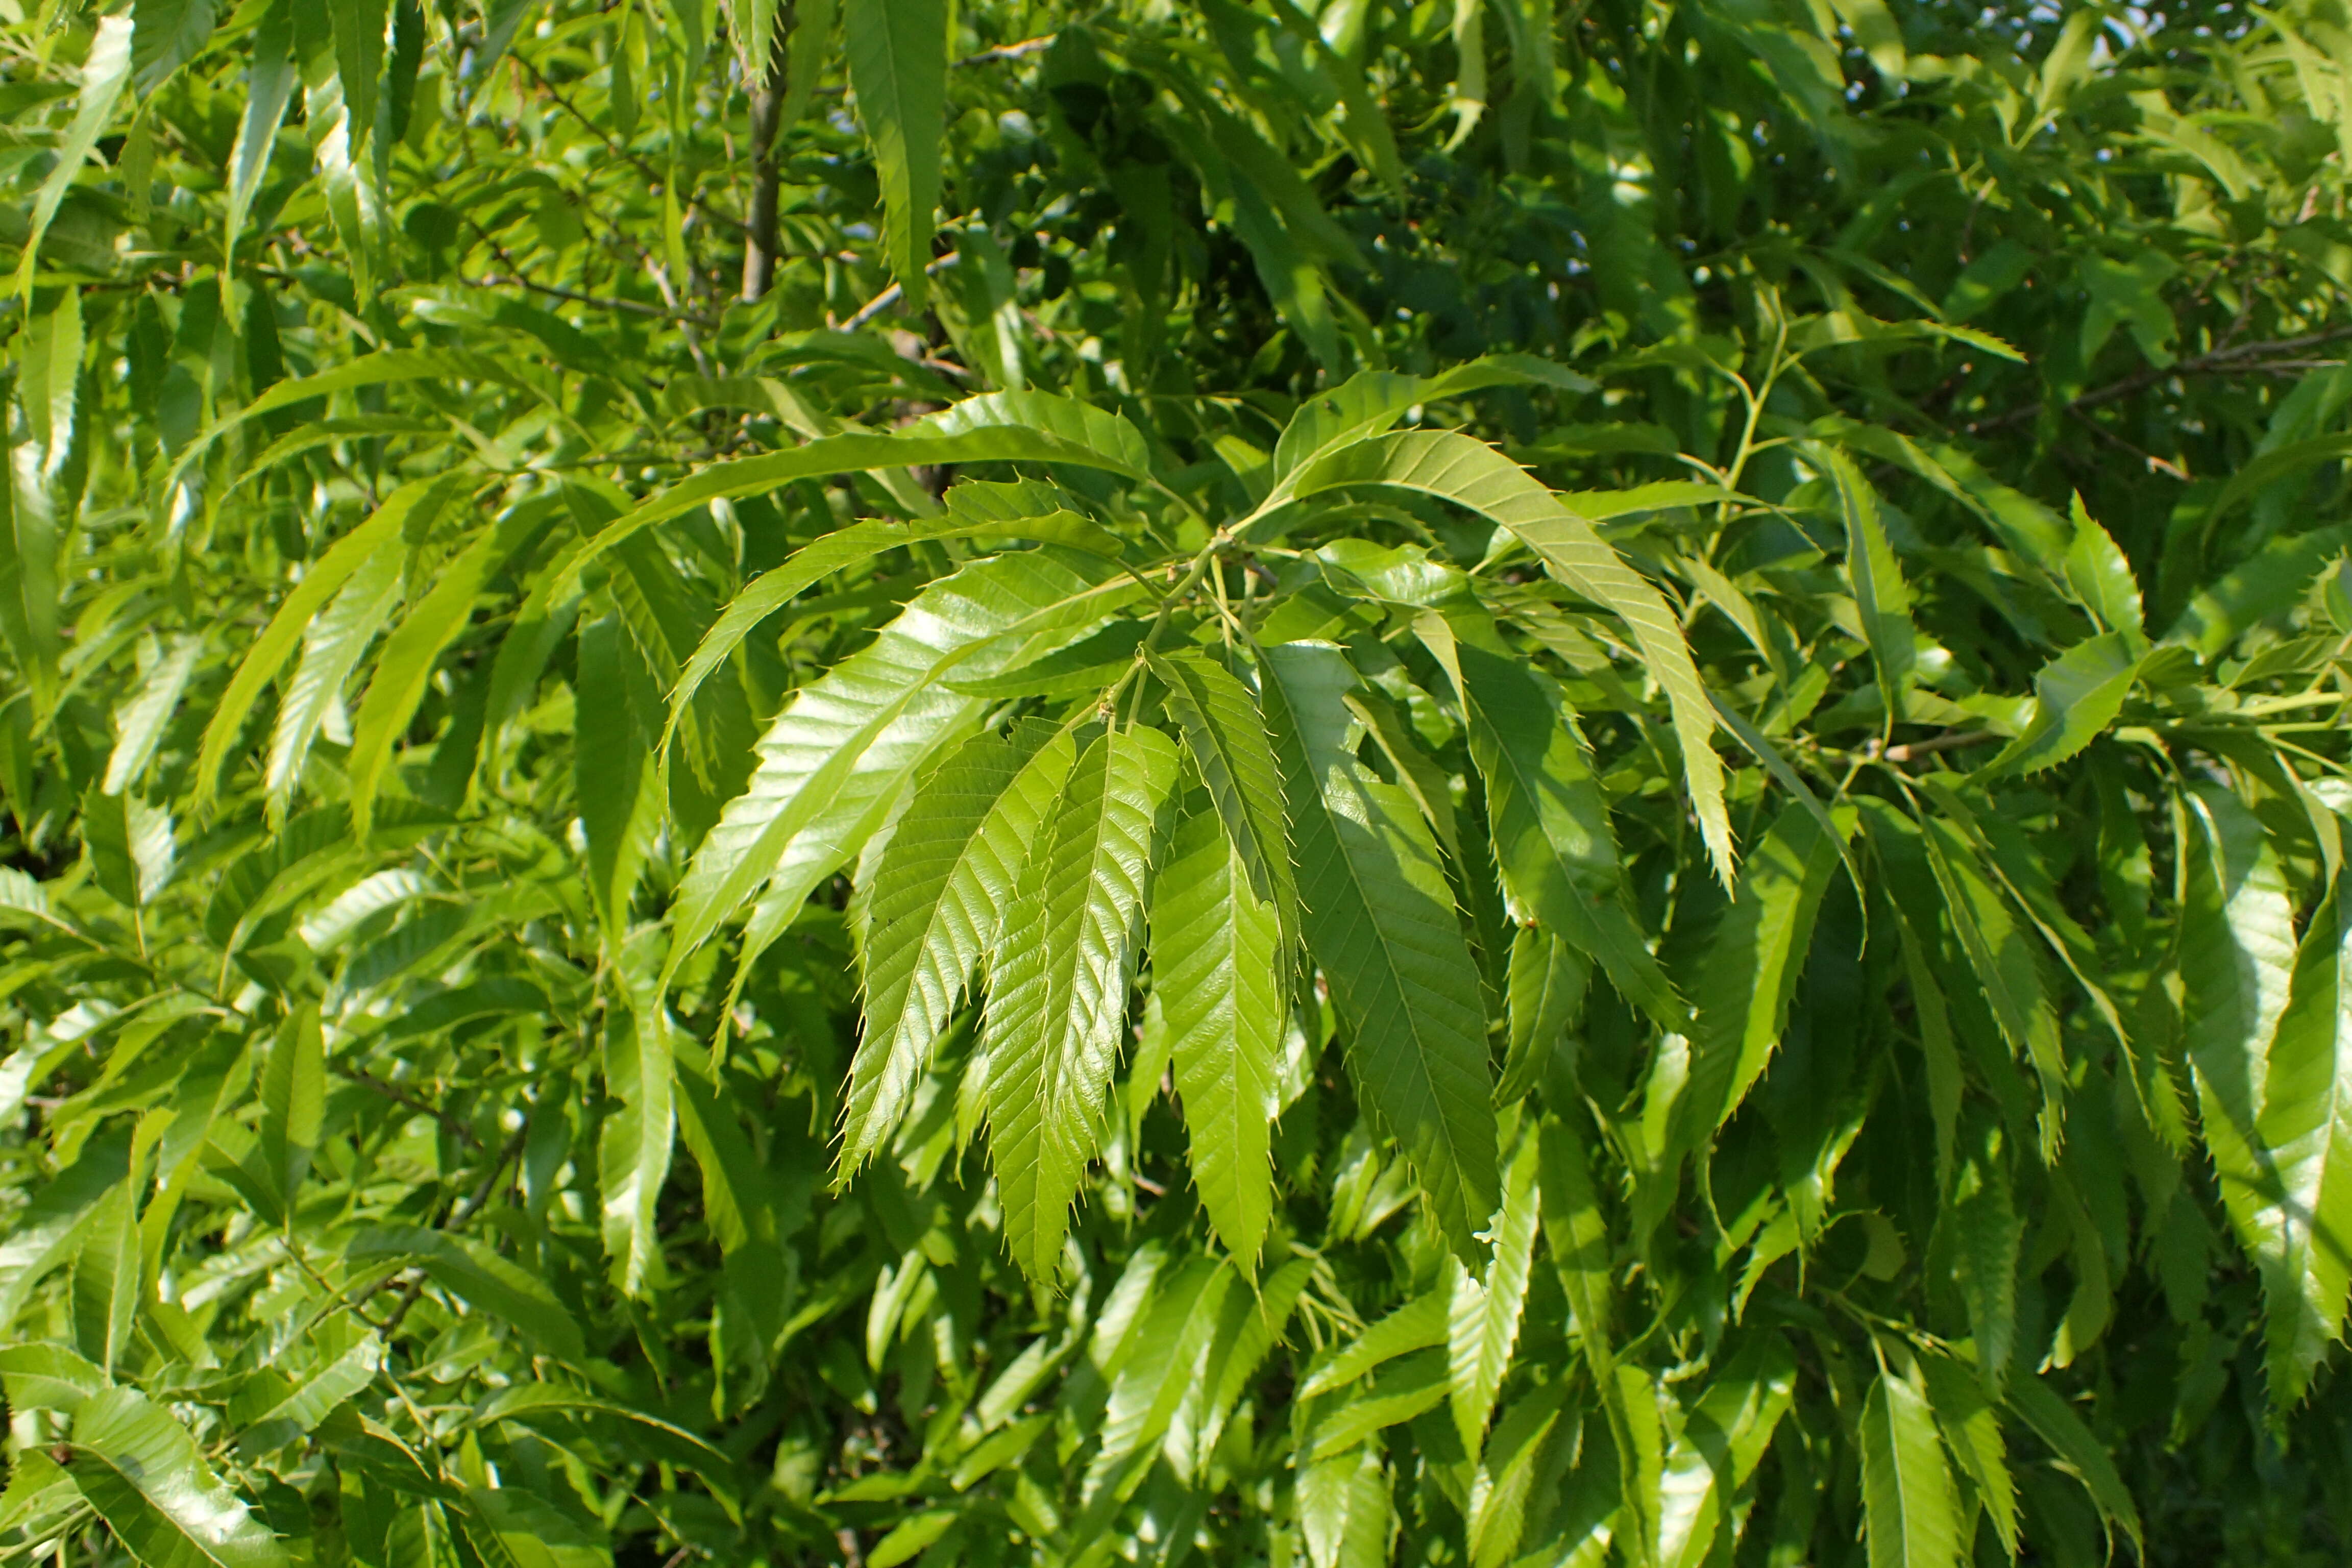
xmin=6 ymin=0 xmax=2352 ymax=1564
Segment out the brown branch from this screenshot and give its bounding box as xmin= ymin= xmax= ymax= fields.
xmin=1966 ymin=323 xmax=2352 ymax=436
xmin=376 ymin=1124 xmax=530 ymax=1340
xmin=517 ymin=55 xmax=749 ymax=238
xmin=741 ymin=19 xmax=795 ymax=302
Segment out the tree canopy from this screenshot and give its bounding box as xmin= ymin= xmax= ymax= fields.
xmin=5 ymin=1 xmax=2352 ymax=1565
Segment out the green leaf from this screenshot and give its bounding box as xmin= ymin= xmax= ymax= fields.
xmin=0 ymin=1343 xmax=107 ymax=1414
xmin=70 ymin=1179 xmax=140 ymax=1376
xmin=1466 ymin=1388 xmax=1564 ymax=1568
xmin=1270 ymin=356 xmax=1598 ymax=483
xmin=1950 ymin=1117 xmax=2022 ymax=1390
xmin=345 ymin=1229 xmax=585 ymax=1362
xmin=197 ymin=476 xmax=458 ymax=808
xmin=1148 ymin=646 xmax=1300 ymax=956
xmin=1979 ymin=633 xmax=2140 ymax=779
xmin=2183 ymin=782 xmax=2321 ymax=1397
xmin=223 ymin=0 xmax=295 ymax=267
xmin=2003 ymin=1376 xmax=2142 ymax=1559
xmin=1309 ymin=1350 xmax=1452 ymax=1459
xmin=234 ymin=1328 xmax=384 ymax=1456
xmin=1083 ymin=1258 xmax=1231 ymax=1501
xmin=1658 ymin=1334 xmax=1799 ymax=1568
xmin=844 ymin=0 xmax=946 ymax=311
xmin=268 ymin=536 xmax=405 ymax=813
xmin=2242 ymin=868 xmax=2352 ymax=1405
xmin=983 ymin=726 xmax=1180 ymax=1282
xmin=1917 ymin=813 xmax=2068 ymax=1149
xmin=575 ymin=617 xmax=657 ymax=938
xmin=1679 ymin=801 xmax=1848 ymax=1140
xmin=1296 ymin=1287 xmax=1443 ymax=1401
xmin=1153 ymin=800 xmax=1285 ymax=1270
xmin=132 ymin=0 xmax=215 ymax=91
xmin=258 ymin=1004 xmax=324 ymax=1218
xmin=464 ymin=1486 xmax=612 ymax=1568
xmin=1262 ymin=641 xmax=1498 ymax=1262
xmin=844 ymin=722 xmax=1074 ymax=1168
xmin=1449 ymin=615 xmax=1684 ymax=1034
xmin=0 ymin=1131 xmax=131 ymax=1327
xmin=1283 ymin=432 xmax=1734 ymax=885
xmin=599 ymin=1002 xmax=675 ymax=1297
xmin=472 ymin=1385 xmax=729 ymax=1473
xmin=667 ymin=548 xmax=1136 ymax=987
xmin=1499 ymin=926 xmax=1587 ymax=1107
xmin=1819 ymin=446 xmax=1915 ymax=723
xmin=668 ymin=502 xmax=1120 ymax=746
xmin=15 ymin=16 xmax=134 ymax=300
xmin=1861 ymin=1367 xmax=1962 ymax=1568
xmin=63 ymin=1386 xmax=291 ymax=1568
xmin=1919 ymin=1353 xmax=2018 ymax=1560
xmin=2065 ymin=496 xmax=2144 ymax=641
xmin=1298 ymin=1443 xmax=1393 ymax=1568
xmin=1449 ymin=1120 xmax=1541 ymax=1456
xmin=100 ymin=634 xmax=199 ymax=797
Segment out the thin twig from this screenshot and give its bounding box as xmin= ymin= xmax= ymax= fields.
xmin=956 ymin=34 xmax=1056 ymax=66
xmin=335 ymin=1065 xmax=477 ymax=1148
xmin=376 ymin=1124 xmax=530 ymax=1339
xmin=1966 ymin=323 xmax=2352 ymax=435
xmin=834 ymin=252 xmax=964 ymax=331
xmin=518 ymin=55 xmax=749 ymax=237
xmin=2065 ymin=404 xmax=2190 ymax=481
xmin=472 ymin=272 xmax=701 ymax=324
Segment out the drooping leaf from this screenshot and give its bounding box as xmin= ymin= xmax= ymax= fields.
xmin=63 ymin=1386 xmax=292 ymax=1568
xmin=844 ymin=0 xmax=947 ymax=310
xmin=1148 ymin=646 xmax=1299 ymax=954
xmin=982 ymin=725 xmax=1180 ymax=1282
xmin=1263 ymin=641 xmax=1498 ymax=1261
xmin=843 ymin=721 xmax=1074 ymax=1166
xmin=1153 ymin=800 xmax=1285 ymax=1270
xmin=1860 ymin=1367 xmax=1962 ymax=1568
xmin=666 ymin=548 xmax=1136 ymax=986
xmin=1281 ymin=432 xmax=1735 ymax=885
xmin=1678 ymin=801 xmax=1848 ymax=1141
xmin=1449 ymin=1119 xmax=1541 ymax=1455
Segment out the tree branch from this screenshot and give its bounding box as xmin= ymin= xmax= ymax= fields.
xmin=1966 ymin=323 xmax=2352 ymax=436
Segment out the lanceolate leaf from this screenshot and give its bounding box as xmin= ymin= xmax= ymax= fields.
xmin=983 ymin=726 xmax=1180 ymax=1283
xmin=2243 ymin=870 xmax=2352 ymax=1405
xmin=1449 ymin=1120 xmax=1540 ymax=1455
xmin=1679 ymin=801 xmax=1848 ymax=1141
xmin=1818 ymin=446 xmax=1915 ymax=724
xmin=1153 ymin=801 xmax=1285 ymax=1271
xmin=2183 ymin=782 xmax=2324 ymax=1398
xmin=64 ymin=1386 xmax=291 ymax=1568
xmin=844 ymin=0 xmax=947 ymax=310
xmin=195 ymin=474 xmax=458 ymax=807
xmin=1263 ymin=641 xmax=1498 ymax=1261
xmin=1281 ymin=432 xmax=1734 ymax=885
xmin=268 ymin=538 xmax=404 ymax=811
xmin=666 ymin=549 xmax=1136 ymax=986
xmin=1148 ymin=646 xmax=1299 ymax=954
xmin=844 ymin=722 xmax=1075 ymax=1169
xmin=600 ymin=1002 xmax=675 ymax=1298
xmin=1980 ymin=632 xmax=2140 ymax=778
xmin=1861 ymin=1368 xmax=1962 ymax=1568
xmin=1450 ymin=615 xmax=1684 ymax=1033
